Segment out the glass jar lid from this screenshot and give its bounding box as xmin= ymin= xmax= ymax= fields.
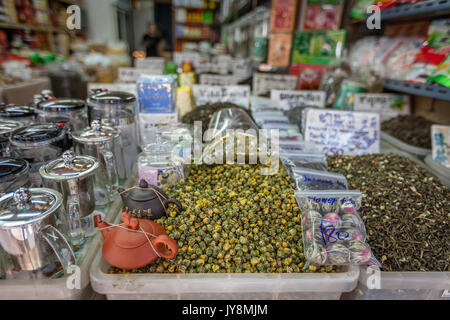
xmin=39 ymin=150 xmax=98 ymax=181
xmin=0 ymin=120 xmax=22 ymax=138
xmin=0 ymin=188 xmax=63 ymax=228
xmin=10 ymin=124 xmax=67 ymax=147
xmin=72 ymin=120 xmax=119 ymax=144
xmin=0 ymin=105 xmax=35 ymax=118
xmin=88 ymin=90 xmax=136 ymax=104
xmin=37 ymin=98 xmax=86 ymax=112
xmin=0 ymin=158 xmax=29 ymax=183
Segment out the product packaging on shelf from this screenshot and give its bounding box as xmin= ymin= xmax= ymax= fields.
xmin=137 ymin=74 xmax=176 ymax=113
xmin=292 ymin=167 xmax=348 ymax=191
xmin=291 ymin=64 xmax=327 ymax=90
xmin=268 ymin=32 xmax=293 ymax=67
xmin=270 ymin=0 xmax=298 ymax=32
xmin=303 ymin=0 xmax=343 ymax=30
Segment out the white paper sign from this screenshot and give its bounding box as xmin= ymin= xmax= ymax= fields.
xmin=118 ymin=67 xmax=162 ymax=82
xmin=174 ymin=52 xmax=200 ymax=67
xmin=354 ymin=93 xmax=410 ymax=121
xmin=431 ymin=125 xmax=450 ymax=168
xmin=87 ymin=83 xmax=137 ymax=96
xmin=253 ymin=73 xmax=297 ymax=96
xmin=196 ymin=62 xmax=229 ymax=74
xmin=304 ymin=109 xmax=380 ymax=156
xmin=271 ymin=90 xmax=326 ymax=110
xmin=250 ymin=96 xmax=281 ymax=112
xmin=192 ymin=85 xmax=250 ymax=108
xmin=135 ymin=57 xmax=165 ymax=73
xmin=199 ymin=74 xmax=240 ymax=85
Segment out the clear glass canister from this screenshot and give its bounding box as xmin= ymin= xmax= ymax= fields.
xmin=0 ymin=104 xmax=36 ymax=125
xmin=0 ymin=120 xmax=22 ymax=157
xmin=137 ymin=136 xmax=184 ymax=189
xmin=0 ymin=158 xmax=30 ymax=193
xmin=36 ymin=98 xmax=88 ymax=131
xmin=9 ymin=124 xmax=71 ymax=187
xmin=87 ymin=90 xmax=139 ymax=176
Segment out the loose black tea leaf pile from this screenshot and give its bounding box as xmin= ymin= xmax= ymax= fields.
xmin=328 ymin=153 xmax=450 ymax=272
xmin=381 ymin=115 xmax=436 ymax=149
xmin=182 ymin=102 xmax=253 ymax=133
xmin=110 ymin=163 xmax=338 ymax=274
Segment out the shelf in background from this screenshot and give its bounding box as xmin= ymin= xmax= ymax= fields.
xmin=371 ymin=0 xmax=450 ymax=22
xmin=0 ymin=22 xmax=69 ymax=33
xmin=383 ymin=78 xmax=450 ymax=102
xmin=176 ymin=36 xmax=211 ymax=41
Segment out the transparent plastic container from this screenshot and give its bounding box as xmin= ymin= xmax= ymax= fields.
xmin=380 ymin=131 xmax=431 ymax=158
xmin=424 ymin=155 xmax=450 ymax=188
xmin=0 ymin=174 xmax=136 ymax=300
xmin=90 ymin=210 xmax=360 ymax=300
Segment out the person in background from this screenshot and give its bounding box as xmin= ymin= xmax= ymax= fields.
xmin=141 ymin=22 xmax=166 ymax=57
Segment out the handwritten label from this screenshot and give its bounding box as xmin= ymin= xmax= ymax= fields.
xmin=199 ymin=74 xmax=240 ymax=85
xmin=174 ymin=52 xmax=200 ymax=67
xmin=87 ymin=83 xmax=137 ymax=95
xmin=253 ymin=73 xmax=297 ymax=96
xmin=135 ymin=57 xmax=165 ymax=72
xmin=271 ymin=90 xmax=326 ymax=110
xmin=320 ymin=220 xmax=350 ymax=245
xmin=431 ymin=125 xmax=450 ymax=168
xmin=192 ymin=85 xmax=250 ymax=108
xmin=118 ymin=67 xmax=162 ymax=82
xmin=354 ymin=93 xmax=410 ymax=121
xmin=304 ymin=109 xmax=380 ymax=156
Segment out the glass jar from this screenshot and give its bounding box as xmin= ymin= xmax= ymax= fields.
xmin=9 ymin=124 xmax=71 ymax=187
xmin=36 ymin=98 xmax=88 ymax=131
xmin=0 ymin=120 xmax=22 ymax=157
xmin=0 ymin=158 xmax=29 ymax=193
xmin=87 ymin=90 xmax=138 ymax=176
xmin=137 ymin=136 xmax=184 ymax=189
xmin=0 ymin=104 xmax=36 ymax=125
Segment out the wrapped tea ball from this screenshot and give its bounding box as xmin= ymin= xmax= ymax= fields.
xmin=349 ymin=240 xmax=373 ymax=264
xmin=324 ymin=212 xmax=340 ymax=225
xmin=345 ymin=228 xmax=365 ymax=241
xmin=341 ymin=212 xmax=363 ymax=228
xmin=301 ymin=210 xmax=323 ymax=228
xmin=340 ymin=200 xmax=356 ymax=214
xmin=326 ymin=243 xmax=350 ymax=265
xmin=321 ymin=200 xmax=338 ymax=213
xmin=304 ymin=227 xmax=324 ymax=245
xmin=305 ymin=244 xmax=328 ymax=266
xmin=298 ymin=197 xmax=321 ymax=212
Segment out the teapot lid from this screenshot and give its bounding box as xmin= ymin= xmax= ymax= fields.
xmin=0 ymin=188 xmax=63 ymax=228
xmin=37 ymin=98 xmax=86 ymax=111
xmin=72 ymin=120 xmax=119 ymax=144
xmin=0 ymin=158 xmax=29 ymax=182
xmin=10 ymin=123 xmax=67 ymax=147
xmin=0 ymin=105 xmax=35 ymax=118
xmin=40 ymin=151 xmax=98 ymax=181
xmin=124 ymin=180 xmax=158 ymax=202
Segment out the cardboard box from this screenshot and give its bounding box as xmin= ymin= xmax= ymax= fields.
xmin=267 ymin=32 xmax=293 ymax=67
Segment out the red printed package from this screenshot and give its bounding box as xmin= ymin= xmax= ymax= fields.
xmin=291 ymin=64 xmax=327 ymax=89
xmin=303 ymin=4 xmax=343 ymax=30
xmin=270 ymin=0 xmax=298 ymax=32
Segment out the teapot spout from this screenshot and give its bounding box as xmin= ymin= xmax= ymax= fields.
xmin=96 ymin=218 xmax=113 ymax=240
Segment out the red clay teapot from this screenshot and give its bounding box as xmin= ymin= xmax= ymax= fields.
xmin=96 ymin=212 xmax=178 ymax=269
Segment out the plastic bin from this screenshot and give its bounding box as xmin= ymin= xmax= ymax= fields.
xmin=90 ymin=211 xmax=360 ymax=300
xmin=342 ymin=266 xmax=450 ymax=300
xmin=0 ymin=175 xmax=135 ymax=300
xmin=381 ymin=131 xmax=431 ymax=158
xmin=424 ymin=155 xmax=450 ymax=188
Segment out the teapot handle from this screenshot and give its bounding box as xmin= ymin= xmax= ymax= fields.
xmin=153 ymin=235 xmax=178 ymax=260
xmin=163 ymin=198 xmax=183 ymax=212
xmin=40 ymin=225 xmax=76 ymax=274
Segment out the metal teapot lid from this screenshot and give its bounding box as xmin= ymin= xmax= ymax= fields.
xmin=72 ymin=120 xmax=119 ymax=144
xmin=10 ymin=123 xmax=67 ymax=147
xmin=0 ymin=105 xmax=36 ymax=118
xmin=37 ymin=98 xmax=86 ymax=112
xmin=0 ymin=187 xmax=63 ymax=228
xmin=39 ymin=151 xmax=98 ymax=181
xmin=88 ymin=90 xmax=136 ymax=104
xmin=0 ymin=158 xmax=29 ymax=183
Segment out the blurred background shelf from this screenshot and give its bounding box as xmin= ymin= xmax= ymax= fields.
xmin=383 ymin=79 xmax=450 ymax=102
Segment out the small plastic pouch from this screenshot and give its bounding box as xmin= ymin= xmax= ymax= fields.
xmin=295 ymin=190 xmax=380 ymax=268
xmin=292 ymin=168 xmax=348 ymax=191
xmin=281 ymin=151 xmax=328 ymax=172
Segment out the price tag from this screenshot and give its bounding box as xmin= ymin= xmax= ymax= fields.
xmin=253 ymin=73 xmax=297 ymax=96
xmin=192 ymin=85 xmax=250 ymax=108
xmin=304 ymin=109 xmax=380 ymax=156
xmin=199 ymin=74 xmax=240 ymax=85
xmin=354 ymin=93 xmax=410 ymax=121
xmin=174 ymin=52 xmax=200 ymax=67
xmin=118 ymin=67 xmax=162 ymax=82
xmin=135 ymin=57 xmax=165 ymax=72
xmin=431 ymin=125 xmax=450 ymax=168
xmin=87 ymin=83 xmax=137 ymax=95
xmin=270 ymin=90 xmax=326 ymax=110
xmin=196 ymin=62 xmax=228 ymax=74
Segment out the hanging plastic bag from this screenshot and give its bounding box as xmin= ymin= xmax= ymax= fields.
xmin=281 ymin=151 xmax=328 ymax=173
xmin=292 ymin=168 xmax=348 ymax=191
xmin=295 ymin=190 xmax=380 ymax=268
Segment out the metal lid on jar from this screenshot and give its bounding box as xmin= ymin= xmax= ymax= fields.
xmin=10 ymin=124 xmax=67 ymax=147
xmin=0 ymin=188 xmax=63 ymax=228
xmin=0 ymin=120 xmax=22 ymax=138
xmin=37 ymin=98 xmax=86 ymax=112
xmin=0 ymin=158 xmax=29 ymax=183
xmin=39 ymin=151 xmax=98 ymax=181
xmin=72 ymin=120 xmax=119 ymax=144
xmin=88 ymin=90 xmax=136 ymax=104
xmin=0 ymin=105 xmax=36 ymax=118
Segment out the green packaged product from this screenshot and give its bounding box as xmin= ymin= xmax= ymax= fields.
xmin=253 ymin=37 xmax=268 ymax=62
xmin=427 ymin=55 xmax=450 ymax=88
xmin=333 ymin=80 xmax=367 ymax=110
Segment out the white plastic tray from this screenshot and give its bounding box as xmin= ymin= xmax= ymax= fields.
xmin=381 ymin=131 xmax=431 ymax=158
xmin=0 ymin=175 xmax=136 ymax=300
xmin=424 ymin=155 xmax=450 ymax=188
xmin=90 ymin=208 xmax=360 ymax=300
